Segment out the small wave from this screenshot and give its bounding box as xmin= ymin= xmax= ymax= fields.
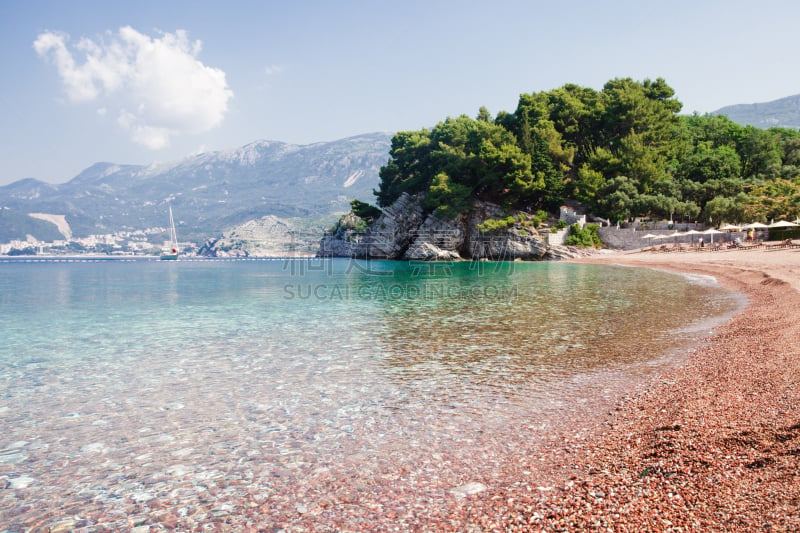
xmin=679 ymin=272 xmax=720 ymax=287
xmin=609 ymin=264 xmax=720 ymax=287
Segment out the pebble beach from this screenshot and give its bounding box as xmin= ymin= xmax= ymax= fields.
xmin=2 ymin=248 xmax=798 ymax=531
xmin=451 ymin=247 xmax=800 ymax=531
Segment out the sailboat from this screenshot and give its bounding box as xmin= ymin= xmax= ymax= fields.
xmin=160 ymin=204 xmax=179 ymax=261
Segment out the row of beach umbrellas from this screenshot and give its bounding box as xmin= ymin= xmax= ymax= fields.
xmin=641 ymin=219 xmax=800 ymax=244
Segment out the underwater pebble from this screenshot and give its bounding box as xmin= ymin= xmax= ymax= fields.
xmin=451 ymin=482 xmax=488 ymax=499
xmin=80 ymin=442 xmax=106 ymax=454
xmin=8 ymin=475 xmax=35 ymax=489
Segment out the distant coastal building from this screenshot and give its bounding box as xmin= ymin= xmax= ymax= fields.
xmin=546 ymin=205 xmax=588 ymax=246
xmin=559 ymin=205 xmax=586 ymax=227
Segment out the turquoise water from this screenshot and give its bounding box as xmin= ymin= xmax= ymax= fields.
xmin=0 ymin=258 xmax=740 ymax=529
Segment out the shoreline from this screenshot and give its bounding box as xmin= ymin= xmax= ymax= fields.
xmin=456 ymin=247 xmax=800 ymax=530
xmin=0 ymin=254 xmax=315 ymax=261
xmin=2 ymin=249 xmax=797 ymax=530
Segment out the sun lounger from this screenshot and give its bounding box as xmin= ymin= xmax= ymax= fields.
xmin=737 ymin=242 xmax=763 ymax=251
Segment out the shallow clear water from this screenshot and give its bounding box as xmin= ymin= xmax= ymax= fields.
xmin=0 ymin=257 xmax=740 ymax=529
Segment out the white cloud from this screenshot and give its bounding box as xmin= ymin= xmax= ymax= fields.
xmin=264 ymin=64 xmax=284 ymax=76
xmin=34 ymin=26 xmax=233 ymax=149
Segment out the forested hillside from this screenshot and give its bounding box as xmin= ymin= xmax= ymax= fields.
xmin=374 ymin=78 xmax=800 ymax=224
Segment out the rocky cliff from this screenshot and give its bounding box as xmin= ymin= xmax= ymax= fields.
xmin=318 ymin=193 xmax=590 ymax=261
xmin=199 ymin=214 xmax=335 ymax=257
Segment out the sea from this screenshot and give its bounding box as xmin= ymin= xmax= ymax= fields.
xmin=0 ymin=256 xmax=742 ymax=529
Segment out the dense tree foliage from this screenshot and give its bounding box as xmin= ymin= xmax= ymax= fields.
xmin=373 ymin=77 xmax=800 ymax=225
xmin=349 ymin=199 xmax=382 ymax=222
xmin=564 ymin=223 xmax=602 ymax=248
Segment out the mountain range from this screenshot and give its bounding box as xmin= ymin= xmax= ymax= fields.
xmin=0 ymin=132 xmax=392 ymax=243
xmin=3 ymin=93 xmax=800 ymax=248
xmin=712 ymin=94 xmax=800 ymax=129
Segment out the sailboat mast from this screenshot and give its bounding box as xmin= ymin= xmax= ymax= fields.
xmin=169 ymin=205 xmax=178 ymax=246
xmin=160 ymin=204 xmax=179 ymax=260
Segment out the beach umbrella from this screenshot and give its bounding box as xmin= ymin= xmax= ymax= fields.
xmin=640 ymin=233 xmax=659 ymax=245
xmin=742 ymin=222 xmax=768 ymax=229
xmin=651 ymin=234 xmax=672 ymax=247
xmin=768 ymin=220 xmax=798 ymax=228
xmin=742 ymin=222 xmax=768 ymax=242
xmin=767 ymin=219 xmax=798 ymax=240
xmin=703 ymin=227 xmax=722 ymax=244
xmin=684 ymin=229 xmax=702 ymax=244
xmin=719 ymin=223 xmax=741 ymax=242
xmin=667 ymin=231 xmax=684 ymax=244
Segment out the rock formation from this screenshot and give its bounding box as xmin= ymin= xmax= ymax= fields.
xmin=317 ymin=212 xmax=365 ymax=258
xmin=318 ymin=192 xmax=590 ymax=261
xmin=351 ymin=193 xmax=426 ymax=259
xmin=199 ymin=215 xmax=326 ymax=257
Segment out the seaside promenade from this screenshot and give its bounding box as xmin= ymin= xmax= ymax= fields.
xmin=453 ymin=247 xmax=800 ymax=531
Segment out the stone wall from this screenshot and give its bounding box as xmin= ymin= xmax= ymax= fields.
xmin=598 ymin=227 xmax=744 ymax=250
xmin=547 ymin=228 xmax=569 ymax=246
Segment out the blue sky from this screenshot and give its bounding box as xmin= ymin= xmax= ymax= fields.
xmin=1 ymin=0 xmax=799 ymax=186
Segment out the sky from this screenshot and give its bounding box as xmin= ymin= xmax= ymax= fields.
xmin=1 ymin=0 xmax=800 ymax=186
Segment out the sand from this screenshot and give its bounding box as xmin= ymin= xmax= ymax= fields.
xmin=454 ymin=246 xmax=800 ymax=531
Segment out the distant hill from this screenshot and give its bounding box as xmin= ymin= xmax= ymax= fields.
xmin=0 ymin=132 xmax=392 ymax=242
xmin=0 ymin=207 xmax=65 ymax=243
xmin=712 ymin=94 xmax=800 ymax=129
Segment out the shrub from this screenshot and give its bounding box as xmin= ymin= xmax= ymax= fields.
xmin=344 ymin=218 xmax=368 ymax=233
xmin=531 ymin=210 xmax=548 ymax=228
xmin=330 ymin=213 xmax=368 ymax=235
xmin=477 ymin=217 xmax=514 ymax=234
xmin=349 ymin=199 xmax=382 ymax=222
xmin=564 ymin=223 xmax=602 ymax=248
xmin=478 ymin=210 xmax=554 ymax=234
